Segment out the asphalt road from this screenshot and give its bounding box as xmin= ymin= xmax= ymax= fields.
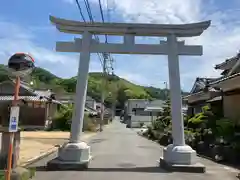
xmin=31 ymin=118 xmax=238 ymax=180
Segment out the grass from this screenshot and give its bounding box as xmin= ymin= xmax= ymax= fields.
xmin=0 ymin=167 xmax=36 ymax=180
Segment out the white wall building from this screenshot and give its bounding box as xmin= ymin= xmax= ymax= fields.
xmin=125 ymin=99 xmax=165 ymax=128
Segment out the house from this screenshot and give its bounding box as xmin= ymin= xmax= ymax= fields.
xmin=0 ymin=80 xmax=62 ymax=130
xmin=55 ymin=93 xmax=74 ymax=104
xmin=144 ymin=99 xmax=166 ymax=122
xmin=210 ymin=53 xmax=240 ymax=122
xmin=125 ymin=99 xmax=166 ymax=128
xmin=184 ymin=52 xmax=240 ymax=122
xmin=56 ymin=93 xmax=98 ymax=114
xmin=183 ymin=77 xmax=222 ymax=117
xmin=144 ymin=100 xmax=165 ymax=113
xmin=123 ymin=99 xmax=148 ymax=121
xmin=85 ymin=96 xmax=97 ymax=110
xmin=124 ymin=99 xmax=149 ymax=116
xmin=123 ymin=99 xmax=149 ymax=127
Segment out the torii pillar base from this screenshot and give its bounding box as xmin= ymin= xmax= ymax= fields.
xmin=159 ymin=144 xmax=205 ymax=173
xmin=47 ymin=142 xmax=92 ymax=171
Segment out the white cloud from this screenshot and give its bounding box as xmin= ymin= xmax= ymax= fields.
xmin=89 ymin=0 xmax=240 ymax=91
xmin=0 ymin=20 xmax=101 ymax=78
xmin=3 ymin=0 xmax=240 ymax=91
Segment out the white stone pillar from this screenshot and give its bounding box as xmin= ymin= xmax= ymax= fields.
xmin=167 ymin=34 xmax=185 ymax=146
xmin=47 ymin=31 xmax=93 ymax=169
xmin=70 ymin=31 xmax=92 ymax=143
xmin=160 ymin=34 xmax=199 ymax=167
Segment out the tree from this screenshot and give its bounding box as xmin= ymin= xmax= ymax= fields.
xmin=162 ymin=99 xmax=171 ymax=117
xmin=116 ymin=87 xmax=128 ymax=108
xmin=0 ymin=64 xmax=189 ymax=109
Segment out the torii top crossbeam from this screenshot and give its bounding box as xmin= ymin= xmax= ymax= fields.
xmin=50 ymin=16 xmax=210 ymax=37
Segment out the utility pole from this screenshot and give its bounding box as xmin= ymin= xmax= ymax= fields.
xmin=109 ymin=58 xmax=115 ymax=122
xmin=164 ymin=81 xmax=168 ymax=99
xmin=100 ymin=53 xmax=107 ymax=131
xmin=110 ymin=84 xmax=117 ymax=122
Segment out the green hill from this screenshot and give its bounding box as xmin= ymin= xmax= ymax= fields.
xmin=0 ymin=64 xmax=10 ymax=82
xmin=0 ymin=65 xmax=189 ymax=108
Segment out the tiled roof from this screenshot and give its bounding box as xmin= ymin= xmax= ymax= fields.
xmin=209 ymin=72 xmax=240 ymax=85
xmin=147 ymin=99 xmax=166 ymax=107
xmin=0 ymin=96 xmax=48 ymax=102
xmin=34 ymin=90 xmax=52 ymax=97
xmin=190 ymin=77 xmax=218 ymax=94
xmin=85 ymin=106 xmax=97 ymax=113
xmin=0 ymin=80 xmax=64 ymax=104
xmin=0 ymin=95 xmax=63 ymax=104
xmin=215 ymin=54 xmax=239 ymax=70
xmin=144 ymin=106 xmax=163 ymax=112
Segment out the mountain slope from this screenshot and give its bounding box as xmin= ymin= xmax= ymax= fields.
xmin=0 ymin=65 xmax=189 ymax=108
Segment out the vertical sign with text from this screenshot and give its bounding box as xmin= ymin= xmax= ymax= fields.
xmin=9 ymin=106 xmax=20 ymax=132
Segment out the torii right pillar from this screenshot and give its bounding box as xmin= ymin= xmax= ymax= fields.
xmin=160 ymin=34 xmax=206 ymax=173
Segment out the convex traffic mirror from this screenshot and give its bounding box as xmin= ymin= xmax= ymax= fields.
xmin=8 ymin=53 xmax=35 ymax=77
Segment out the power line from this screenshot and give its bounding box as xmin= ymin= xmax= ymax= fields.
xmin=75 ymin=0 xmax=114 ymax=75
xmin=75 ymin=0 xmax=104 ymax=66
xmin=83 ymin=0 xmax=94 ymax=22
xmin=83 ymin=0 xmax=104 ymax=66
xmin=75 ymin=0 xmax=86 ymax=22
xmin=98 ymin=0 xmax=108 ymax=42
xmin=98 ymin=0 xmax=105 ymax=23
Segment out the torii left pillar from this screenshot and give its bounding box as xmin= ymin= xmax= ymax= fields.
xmin=47 ymin=31 xmax=92 ymax=169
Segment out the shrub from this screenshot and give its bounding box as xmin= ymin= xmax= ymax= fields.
xmin=52 ymin=104 xmax=97 ymax=132
xmin=151 ymin=119 xmax=164 ymax=131
xmin=215 ymin=118 xmax=234 ymax=138
xmin=83 ymin=114 xmax=98 ymax=132
xmin=187 ymin=112 xmax=210 ymax=129
xmin=52 ymin=105 xmax=72 ymax=131
xmin=187 ymin=105 xmax=218 ymax=130
xmin=161 ymin=116 xmax=171 ymax=126
xmin=146 ymin=126 xmax=155 ymax=140
xmin=202 ymin=105 xmax=210 ymax=112
xmin=158 ymin=132 xmax=172 ymax=146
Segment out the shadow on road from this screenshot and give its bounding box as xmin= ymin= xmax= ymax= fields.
xmin=34 ymin=166 xmax=171 ymax=173
xmin=85 ymin=167 xmax=170 ymax=173
xmin=89 ymin=138 xmax=107 ymax=144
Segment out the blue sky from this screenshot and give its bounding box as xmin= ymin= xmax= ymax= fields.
xmin=0 ymin=0 xmax=240 ymax=91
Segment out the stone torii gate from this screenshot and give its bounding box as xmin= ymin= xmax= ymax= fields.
xmin=47 ymin=15 xmax=210 ymax=171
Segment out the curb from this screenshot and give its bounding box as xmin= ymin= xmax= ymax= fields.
xmin=21 ymin=146 xmax=59 ymax=168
